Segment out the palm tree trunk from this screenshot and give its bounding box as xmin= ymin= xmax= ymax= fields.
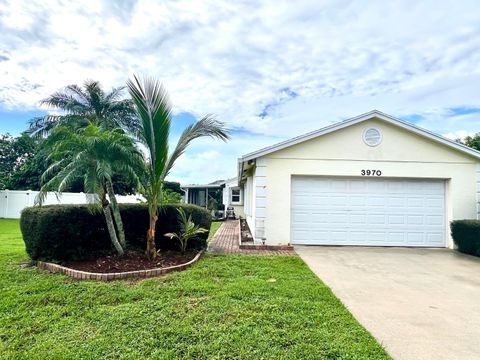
xmin=146 ymin=205 xmax=158 ymax=259
xmin=105 ymin=180 xmax=126 ymax=248
xmin=103 ymin=204 xmax=124 ymax=256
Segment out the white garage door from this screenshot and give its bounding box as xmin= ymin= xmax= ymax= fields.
xmin=291 ymin=177 xmax=446 ymax=247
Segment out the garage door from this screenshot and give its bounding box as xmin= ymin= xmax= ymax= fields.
xmin=291 ymin=177 xmax=446 ymax=247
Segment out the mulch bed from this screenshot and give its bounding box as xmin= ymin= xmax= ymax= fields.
xmin=64 ymin=250 xmax=198 ymax=273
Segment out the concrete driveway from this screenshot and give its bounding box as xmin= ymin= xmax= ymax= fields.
xmin=295 ymin=246 xmax=480 ymax=360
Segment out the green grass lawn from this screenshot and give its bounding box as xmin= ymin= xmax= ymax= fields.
xmin=207 ymin=220 xmax=222 ymax=242
xmin=0 ymin=219 xmax=389 ymax=359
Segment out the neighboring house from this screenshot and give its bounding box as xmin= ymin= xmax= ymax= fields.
xmin=181 ymin=177 xmax=244 ymax=217
xmin=237 ymin=110 xmax=480 ymax=248
xmin=222 ymin=177 xmax=244 ymax=218
xmin=181 ymin=180 xmax=225 ymax=208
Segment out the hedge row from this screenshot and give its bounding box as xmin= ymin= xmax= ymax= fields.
xmin=451 ymin=220 xmax=480 ymax=257
xmin=20 ymin=203 xmax=212 ymax=262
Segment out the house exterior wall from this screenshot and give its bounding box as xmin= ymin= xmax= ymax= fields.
xmin=223 ymin=177 xmax=245 ymax=218
xmin=257 ymin=118 xmax=479 ymax=248
xmin=477 ymin=164 xmax=480 ymax=219
xmin=253 ymin=158 xmax=267 ymax=242
xmin=244 ymin=174 xmax=254 ymax=231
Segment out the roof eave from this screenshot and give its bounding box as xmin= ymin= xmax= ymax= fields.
xmin=239 ymin=110 xmax=480 ymax=163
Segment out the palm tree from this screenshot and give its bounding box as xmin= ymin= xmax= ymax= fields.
xmin=165 ymin=208 xmax=208 ymax=253
xmin=127 ymin=75 xmax=230 ymax=259
xmin=28 ymin=80 xmax=139 ymax=138
xmin=36 ymin=124 xmax=143 ymax=255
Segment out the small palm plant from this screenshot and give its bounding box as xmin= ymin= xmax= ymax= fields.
xmin=164 ymin=208 xmax=208 ymax=253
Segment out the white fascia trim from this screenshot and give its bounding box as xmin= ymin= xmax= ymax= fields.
xmin=239 ymin=110 xmax=480 ymax=162
xmin=181 ymin=184 xmax=224 ymax=189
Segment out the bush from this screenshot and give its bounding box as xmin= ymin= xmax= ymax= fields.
xmin=20 ymin=203 xmax=212 ymax=262
xmin=450 ymin=220 xmax=480 ymax=257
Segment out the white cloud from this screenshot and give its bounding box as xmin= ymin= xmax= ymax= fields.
xmin=1 ymin=0 xmax=480 ymax=183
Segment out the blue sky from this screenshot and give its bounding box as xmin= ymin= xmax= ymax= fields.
xmin=1 ymin=0 xmax=480 ymax=183
xmin=0 ymin=110 xmax=46 ymax=135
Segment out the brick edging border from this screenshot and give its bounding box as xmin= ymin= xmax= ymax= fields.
xmin=37 ymin=251 xmax=203 ymax=281
xmin=238 ymin=244 xmax=295 ymax=251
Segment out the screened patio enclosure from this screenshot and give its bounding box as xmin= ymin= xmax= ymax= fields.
xmin=182 ymin=184 xmax=224 ymax=208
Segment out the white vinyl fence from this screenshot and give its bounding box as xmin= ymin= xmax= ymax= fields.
xmin=0 ymin=190 xmax=142 ymax=219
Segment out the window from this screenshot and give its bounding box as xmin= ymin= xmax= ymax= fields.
xmin=231 ymin=188 xmax=241 ymax=204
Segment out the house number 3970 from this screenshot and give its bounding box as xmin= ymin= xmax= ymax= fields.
xmin=361 ymin=169 xmax=382 ymax=176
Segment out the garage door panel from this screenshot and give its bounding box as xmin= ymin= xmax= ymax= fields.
xmin=369 ymin=232 xmax=386 ymax=243
xmin=424 ymin=182 xmax=445 ymax=193
xmin=293 ymin=195 xmax=310 ymax=205
xmin=407 ymin=232 xmax=425 ymax=245
xmin=331 ymin=231 xmax=348 ymax=241
xmin=388 ymin=232 xmax=406 ymax=244
xmin=350 ymin=180 xmax=367 ymax=190
xmin=331 ymin=180 xmax=348 ymax=190
xmin=407 ymin=215 xmax=424 ymax=225
xmin=387 ymin=182 xmax=404 ymax=192
xmin=426 ymin=233 xmax=444 ymax=245
xmin=367 ymin=214 xmax=386 ymax=225
xmin=387 ymin=197 xmax=405 ymax=207
xmin=407 ymin=197 xmax=424 ymax=207
xmin=291 ymin=177 xmax=445 ymax=247
xmin=366 ymin=197 xmax=386 ymax=207
xmin=388 ymin=215 xmax=405 ymax=224
xmin=292 ymin=230 xmax=309 ymax=242
xmin=350 ymin=196 xmax=367 ymax=206
xmin=291 ymin=212 xmax=310 ymax=223
xmin=367 ymin=181 xmax=387 ymax=192
xmin=426 ymin=215 xmax=443 ymax=225
xmin=350 ymin=214 xmax=366 ymax=224
xmin=426 ymin=197 xmax=444 ymax=208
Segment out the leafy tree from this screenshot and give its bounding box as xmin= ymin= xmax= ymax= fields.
xmin=164 ymin=181 xmax=183 ymax=195
xmin=5 ymin=149 xmax=50 ymax=191
xmin=164 ymin=208 xmax=208 ymax=253
xmin=4 ymin=145 xmax=136 ymax=193
xmin=162 ymin=189 xmax=183 ymax=204
xmin=462 ymin=133 xmax=480 ymax=151
xmin=37 ymin=124 xmax=143 ymax=255
xmin=0 ymin=133 xmax=37 ymax=189
xmin=127 ymin=75 xmax=230 ymax=259
xmin=28 ymin=80 xmax=139 ymax=138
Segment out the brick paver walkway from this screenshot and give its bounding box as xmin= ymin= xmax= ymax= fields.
xmin=208 ymin=220 xmax=296 ymax=256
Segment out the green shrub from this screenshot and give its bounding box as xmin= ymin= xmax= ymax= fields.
xmin=20 ymin=203 xmax=211 ymax=262
xmin=450 ymin=220 xmax=480 ymax=257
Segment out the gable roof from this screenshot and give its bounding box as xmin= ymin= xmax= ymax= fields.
xmin=239 ymin=110 xmax=480 ymax=162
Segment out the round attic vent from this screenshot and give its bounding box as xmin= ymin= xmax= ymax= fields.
xmin=363 ymin=128 xmax=382 ymax=147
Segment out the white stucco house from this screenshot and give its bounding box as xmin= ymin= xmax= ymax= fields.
xmin=237 ymin=110 xmax=480 ymax=248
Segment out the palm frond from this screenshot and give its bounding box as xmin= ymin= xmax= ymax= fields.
xmin=105 ymin=86 xmax=127 ymax=103
xmin=127 ymin=75 xmax=171 ymax=181
xmin=64 ymin=84 xmax=90 ymax=105
xmin=40 ymin=92 xmax=89 ymax=114
xmin=162 ymin=114 xmax=230 ymax=179
xmin=28 ymin=80 xmax=138 ymax=138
